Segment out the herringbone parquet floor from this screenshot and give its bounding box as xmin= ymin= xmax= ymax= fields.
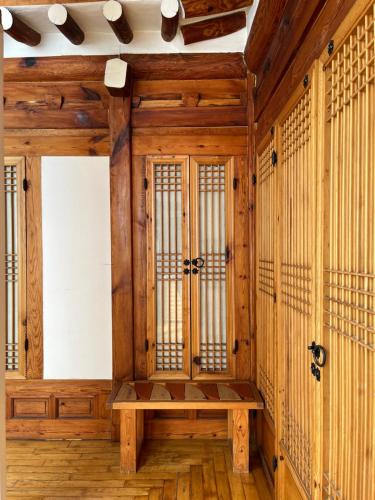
xmin=6 ymin=439 xmax=272 ymax=499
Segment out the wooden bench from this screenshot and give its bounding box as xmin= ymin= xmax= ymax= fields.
xmin=112 ymin=380 xmax=264 ymax=474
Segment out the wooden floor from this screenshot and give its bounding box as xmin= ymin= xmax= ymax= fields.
xmin=6 ymin=439 xmax=272 ymax=499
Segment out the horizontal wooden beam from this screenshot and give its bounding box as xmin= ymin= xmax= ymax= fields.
xmin=244 ymin=0 xmax=288 ymax=72
xmin=132 ymin=106 xmax=247 ymax=127
xmin=1 ymin=7 xmax=41 ymax=46
xmin=4 ymin=108 xmax=108 ymax=129
xmin=48 ymin=4 xmax=84 ymax=45
xmin=103 ymin=0 xmax=133 ymax=44
xmin=4 ymin=53 xmax=247 ymax=81
xmin=181 ymin=0 xmax=253 ymax=18
xmin=181 ymin=11 xmax=246 ymax=45
xmin=0 ymin=0 xmax=98 ymax=4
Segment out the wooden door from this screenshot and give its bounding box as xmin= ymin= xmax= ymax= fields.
xmin=276 ymin=65 xmax=322 ymax=499
xmin=146 ymin=155 xmax=240 ymax=380
xmin=321 ymin=3 xmax=375 ymax=498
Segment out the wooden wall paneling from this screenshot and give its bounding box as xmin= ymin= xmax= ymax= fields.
xmin=132 ymin=107 xmax=247 ymax=128
xmin=181 ymin=0 xmax=253 ymax=18
xmin=133 ymin=155 xmax=147 ymax=380
xmin=253 ymin=0 xmax=326 ymax=121
xmin=247 ymin=73 xmax=256 ymax=382
xmin=6 ymin=380 xmax=112 ymax=439
xmin=244 ymin=0 xmax=288 ymax=72
xmin=254 ymin=0 xmax=359 ymax=141
xmin=4 ymin=54 xmax=247 ymax=82
xmin=321 ymin=3 xmax=375 ymax=498
xmin=4 ymin=129 xmax=110 ymax=156
xmin=132 ymin=127 xmax=247 ymax=156
xmin=109 ymin=92 xmax=134 ymax=383
xmin=25 ymin=157 xmax=43 ymax=379
xmin=233 ymin=155 xmax=251 ymax=380
xmin=4 ymin=108 xmax=108 ymax=129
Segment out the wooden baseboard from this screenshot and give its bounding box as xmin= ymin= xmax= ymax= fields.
xmin=6 ymin=380 xmax=112 ymax=440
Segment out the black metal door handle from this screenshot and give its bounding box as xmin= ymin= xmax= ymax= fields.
xmin=308 ymin=341 xmax=327 ymax=367
xmin=192 ymin=257 xmax=205 ymax=268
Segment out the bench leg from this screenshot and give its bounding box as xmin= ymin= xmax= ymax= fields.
xmin=232 ymin=409 xmax=249 ymax=473
xmin=120 ymin=409 xmax=144 ymax=473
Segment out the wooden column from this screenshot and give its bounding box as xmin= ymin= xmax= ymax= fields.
xmin=109 ymin=79 xmax=134 ymax=385
xmin=232 ymin=409 xmax=249 ymax=473
xmin=120 ymin=409 xmax=144 ymax=473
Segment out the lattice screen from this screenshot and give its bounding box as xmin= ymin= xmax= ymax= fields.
xmin=279 ymin=88 xmax=315 ymax=496
xmin=323 ymin=4 xmax=375 ymax=499
xmin=153 ymin=162 xmax=185 ymax=372
xmin=4 ymin=159 xmax=26 ymax=375
xmin=196 ymin=162 xmax=228 ymax=372
xmin=256 ymin=138 xmax=276 ymax=421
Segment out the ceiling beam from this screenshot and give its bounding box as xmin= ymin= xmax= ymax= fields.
xmin=181 ymin=0 xmax=253 ymax=19
xmin=161 ymin=0 xmax=179 ymax=42
xmin=0 ymin=0 xmax=99 ymax=5
xmin=181 ymin=11 xmax=246 ymax=45
xmin=244 ymin=0 xmax=288 ymax=72
xmin=1 ymin=7 xmax=41 ymax=46
xmin=103 ymin=0 xmax=133 ymax=44
xmin=48 ymin=4 xmax=84 ymax=45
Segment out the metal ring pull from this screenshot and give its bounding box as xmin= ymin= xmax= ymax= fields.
xmin=308 ymin=341 xmax=327 ymax=368
xmin=192 ymin=257 xmax=205 ymax=268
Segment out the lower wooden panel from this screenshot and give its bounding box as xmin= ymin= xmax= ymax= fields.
xmin=256 ymin=410 xmax=275 ymax=490
xmin=6 ymin=380 xmax=112 ymax=440
xmin=145 ymin=417 xmax=227 ymax=439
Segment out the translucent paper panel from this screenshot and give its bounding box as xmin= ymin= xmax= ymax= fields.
xmin=154 ymin=163 xmax=184 ymax=371
xmin=4 ymin=165 xmax=19 ymax=371
xmin=198 ymin=163 xmax=227 ymax=372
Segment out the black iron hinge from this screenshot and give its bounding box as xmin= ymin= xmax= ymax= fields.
xmin=303 ymin=74 xmax=309 ymax=88
xmin=273 ymin=292 xmax=277 ymax=303
xmin=144 ymin=178 xmax=148 ymax=190
xmin=252 ymin=174 xmax=257 ymax=186
xmin=24 ymin=337 xmax=29 ymax=352
xmin=23 ymin=178 xmax=29 ymax=192
xmin=232 ymin=339 xmax=239 ymax=355
xmin=145 ymin=339 xmax=149 ymax=352
xmin=272 ymin=455 xmax=278 ymax=472
xmin=271 ymin=150 xmax=278 ymax=166
xmin=193 ymin=356 xmax=202 ymax=366
xmin=233 ymin=177 xmax=238 ymax=190
xmin=328 ymin=39 xmax=334 ymax=56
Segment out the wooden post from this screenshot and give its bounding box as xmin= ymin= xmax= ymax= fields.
xmin=1 ymin=7 xmax=41 ymax=46
xmin=48 ymin=4 xmax=84 ymax=45
xmin=120 ymin=409 xmax=144 ymax=473
xmin=161 ymin=0 xmax=179 ymax=42
xmin=232 ymin=409 xmax=249 ymax=473
xmin=181 ymin=11 xmax=246 ymax=45
xmin=103 ymin=0 xmax=133 ymax=44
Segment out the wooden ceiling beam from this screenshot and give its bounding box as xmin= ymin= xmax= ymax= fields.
xmin=103 ymin=0 xmax=133 ymax=44
xmin=181 ymin=11 xmax=246 ymax=45
xmin=244 ymin=0 xmax=288 ymax=72
xmin=0 ymin=0 xmax=99 ymax=4
xmin=181 ymin=0 xmax=253 ymax=19
xmin=161 ymin=0 xmax=179 ymax=42
xmin=0 ymin=7 xmax=41 ymax=46
xmin=48 ymin=4 xmax=84 ymax=45
xmin=4 ymin=53 xmax=247 ymax=81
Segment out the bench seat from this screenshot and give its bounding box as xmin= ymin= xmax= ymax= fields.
xmin=112 ymin=380 xmax=264 ymax=473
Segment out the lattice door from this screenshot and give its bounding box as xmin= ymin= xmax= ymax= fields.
xmin=146 ymin=156 xmax=236 ymax=379
xmin=4 ymin=157 xmax=26 ymax=378
xmin=322 ymin=4 xmax=375 ymax=499
xmin=255 ymin=135 xmax=277 ymax=422
xmin=277 ymin=67 xmax=320 ymax=498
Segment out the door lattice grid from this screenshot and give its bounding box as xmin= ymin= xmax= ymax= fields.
xmin=280 ymin=88 xmax=314 ymax=496
xmin=323 ymin=5 xmax=375 ymax=499
xmin=197 ymin=163 xmax=227 ymax=372
xmin=154 ymin=163 xmax=184 ymax=372
xmin=256 ymin=138 xmax=276 ymax=420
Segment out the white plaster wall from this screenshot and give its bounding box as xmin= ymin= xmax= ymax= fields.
xmin=42 ymin=157 xmax=112 ymax=379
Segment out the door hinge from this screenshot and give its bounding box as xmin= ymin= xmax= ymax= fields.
xmin=232 ymin=339 xmax=239 ymax=354
xmin=145 ymin=339 xmax=149 ymax=352
xmin=271 ymin=150 xmax=278 ymax=166
xmin=144 ymin=178 xmax=148 ymax=190
xmin=272 ymin=455 xmax=278 ymax=472
xmin=24 ymin=337 xmax=29 ymax=352
xmin=193 ymin=356 xmax=202 ymax=366
xmin=328 ymin=39 xmax=334 ymax=56
xmin=252 ymin=174 xmax=257 ymax=186
xmin=23 ymin=178 xmax=29 ymax=191
xmin=273 ymin=292 xmax=277 ymax=303
xmin=233 ymin=177 xmax=238 ymax=190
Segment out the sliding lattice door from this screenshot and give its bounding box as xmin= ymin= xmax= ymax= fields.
xmin=322 ymin=4 xmax=375 ymax=498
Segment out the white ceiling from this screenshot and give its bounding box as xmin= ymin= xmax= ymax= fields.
xmin=2 ymin=0 xmax=259 ymax=58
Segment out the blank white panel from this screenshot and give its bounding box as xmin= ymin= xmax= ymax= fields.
xmin=42 ymin=157 xmax=112 ymax=379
